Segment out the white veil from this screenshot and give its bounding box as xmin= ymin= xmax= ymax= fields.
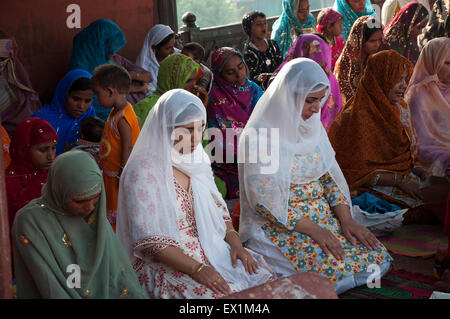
xmin=136 ymin=24 xmax=175 ymax=93
xmin=117 ymin=89 xmax=273 ymax=290
xmin=238 ymin=58 xmax=352 ymax=243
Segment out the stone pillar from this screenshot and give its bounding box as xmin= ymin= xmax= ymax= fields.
xmin=179 ymin=12 xmax=198 ymax=46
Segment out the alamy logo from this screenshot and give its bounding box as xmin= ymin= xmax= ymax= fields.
xmin=66 ymin=4 xmax=81 ymax=29
xmin=66 ymin=264 xmax=81 ymax=289
xmin=366 ymin=264 xmax=381 ymax=289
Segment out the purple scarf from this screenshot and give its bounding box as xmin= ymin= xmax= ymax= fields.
xmin=273 ymin=34 xmax=343 ymax=130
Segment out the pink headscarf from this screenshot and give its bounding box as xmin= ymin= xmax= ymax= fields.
xmin=272 ymin=34 xmax=343 ymax=130
xmin=317 ymin=8 xmax=343 ymax=33
xmin=405 ymin=37 xmax=450 ymax=176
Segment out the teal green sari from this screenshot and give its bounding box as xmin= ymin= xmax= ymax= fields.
xmin=12 ymin=150 xmax=147 ymax=299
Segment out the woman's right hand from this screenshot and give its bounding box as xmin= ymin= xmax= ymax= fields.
xmin=310 ymin=228 xmax=346 ymax=261
xmin=399 ymin=178 xmax=423 ymax=201
xmin=190 ymin=264 xmax=231 ymax=295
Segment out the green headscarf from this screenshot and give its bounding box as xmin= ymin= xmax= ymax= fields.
xmin=133 ymin=53 xmax=200 ymax=124
xmin=12 ymin=150 xmax=147 ymax=299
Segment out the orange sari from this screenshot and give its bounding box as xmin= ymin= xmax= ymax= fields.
xmin=329 ymin=50 xmax=417 ymax=191
xmin=100 ymin=104 xmax=140 ymax=229
xmin=1 ymin=125 xmax=11 ymax=168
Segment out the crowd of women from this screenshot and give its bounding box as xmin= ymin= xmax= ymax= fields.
xmin=1 ymin=0 xmax=449 ymax=299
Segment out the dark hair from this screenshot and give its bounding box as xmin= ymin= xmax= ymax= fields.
xmin=155 ymin=33 xmax=175 ymax=51
xmin=242 ymin=11 xmax=266 ymax=36
xmin=182 ymin=42 xmax=205 ymax=61
xmin=68 ymin=77 xmax=92 ymax=93
xmin=363 ymin=18 xmax=383 ymax=44
xmin=311 ymin=32 xmax=328 ymax=43
xmin=80 ymin=116 xmax=105 ymax=143
xmin=91 ymin=63 xmax=131 ymax=94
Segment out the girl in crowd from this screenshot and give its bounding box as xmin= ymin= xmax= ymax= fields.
xmin=418 ymin=0 xmax=450 ymax=50
xmin=134 ymin=53 xmax=202 ymax=124
xmin=33 ymin=70 xmax=94 ymax=155
xmin=405 ymin=37 xmax=450 ymax=177
xmin=333 ymin=0 xmax=379 ymax=41
xmin=383 ymin=2 xmax=429 ymax=64
xmin=69 ymin=19 xmax=151 ymax=121
xmin=207 ymin=47 xmax=263 ymax=200
xmin=5 ymin=118 xmax=58 ymax=230
xmin=12 ymin=150 xmax=147 ymax=299
xmin=316 ymin=8 xmax=345 ymax=70
xmin=242 ymin=11 xmax=283 ymax=90
xmin=136 ymin=24 xmax=176 ymax=95
xmin=329 ymin=50 xmax=429 ymax=215
xmin=270 ymin=33 xmax=343 ymax=130
xmin=238 ymin=58 xmax=392 ymax=295
xmin=334 ymin=16 xmax=383 ymax=104
xmin=0 ymin=34 xmax=41 ymax=136
xmin=271 ymin=0 xmax=317 ymax=58
xmin=117 ymin=89 xmax=275 ymax=299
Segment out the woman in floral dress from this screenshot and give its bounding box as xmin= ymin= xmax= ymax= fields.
xmin=238 ymin=58 xmax=392 ymax=295
xmin=117 ymin=89 xmax=275 ymax=299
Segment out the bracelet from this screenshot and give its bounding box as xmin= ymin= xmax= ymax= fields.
xmin=371 ymin=173 xmax=381 ymax=187
xmin=190 ymin=263 xmax=205 ymax=275
xmin=393 ymin=173 xmax=398 ymax=186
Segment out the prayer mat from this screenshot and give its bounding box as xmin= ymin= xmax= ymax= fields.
xmin=379 ymin=225 xmax=448 ymax=258
xmin=339 ymin=269 xmax=438 ymax=299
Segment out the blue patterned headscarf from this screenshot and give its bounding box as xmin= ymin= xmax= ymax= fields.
xmin=271 ymin=0 xmax=317 ymax=58
xmin=333 ymin=0 xmax=378 ymax=41
xmin=69 ymin=19 xmax=126 ymax=121
xmin=33 ymin=69 xmax=95 ymax=155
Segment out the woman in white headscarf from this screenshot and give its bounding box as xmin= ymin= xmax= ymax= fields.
xmin=116 ymin=89 xmax=275 ymax=299
xmin=136 ymin=24 xmax=176 ymax=95
xmin=238 ymin=58 xmax=392 ymax=295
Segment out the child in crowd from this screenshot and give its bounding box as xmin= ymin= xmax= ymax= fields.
xmin=73 ymin=116 xmax=105 ymax=164
xmin=181 ymin=42 xmax=213 ymax=92
xmin=91 ymin=64 xmax=140 ymax=231
xmin=242 ymin=11 xmax=283 ymax=90
xmin=317 ymin=7 xmax=345 ymax=70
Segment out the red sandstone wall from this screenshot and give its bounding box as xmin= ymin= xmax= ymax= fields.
xmin=0 ymin=0 xmax=158 ymax=103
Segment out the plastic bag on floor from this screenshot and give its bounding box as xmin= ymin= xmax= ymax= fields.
xmin=351 ymin=205 xmax=409 ymax=237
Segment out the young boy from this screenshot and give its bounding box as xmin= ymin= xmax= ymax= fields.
xmin=91 ymin=64 xmax=141 ymax=230
xmin=73 ymin=116 xmax=105 ymax=164
xmin=181 ymin=42 xmax=213 ymax=92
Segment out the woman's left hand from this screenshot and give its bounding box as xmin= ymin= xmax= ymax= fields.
xmin=341 ymin=219 xmax=379 ymax=251
xmin=230 ymin=246 xmax=259 ymax=275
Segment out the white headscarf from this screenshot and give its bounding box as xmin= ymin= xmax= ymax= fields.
xmin=238 ymin=58 xmax=352 ymax=243
xmin=136 ymin=24 xmax=175 ymax=94
xmin=117 ymin=89 xmax=273 ymax=290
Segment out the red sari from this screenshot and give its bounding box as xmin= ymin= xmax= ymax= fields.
xmin=5 ymin=118 xmax=58 ymax=229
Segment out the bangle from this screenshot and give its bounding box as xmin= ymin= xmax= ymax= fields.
xmin=393 ymin=173 xmax=398 ymax=186
xmin=226 ymin=229 xmax=240 ymax=237
xmin=190 ymin=263 xmax=205 ymax=275
xmin=371 ymin=173 xmax=381 ymax=187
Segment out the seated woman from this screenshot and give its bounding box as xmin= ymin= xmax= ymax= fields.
xmin=418 ymin=0 xmax=450 ymax=50
xmin=0 ymin=33 xmax=41 ymax=135
xmin=207 ymin=47 xmax=263 ymax=200
xmin=329 ymin=50 xmax=430 ymax=216
xmin=334 ymin=15 xmax=383 ymax=104
xmin=33 ymin=69 xmax=95 ymax=155
xmin=332 ymin=0 xmax=379 ymax=41
xmin=117 ymin=89 xmax=275 ymax=299
xmin=405 ymin=37 xmax=450 ymax=177
xmin=69 ymin=19 xmax=151 ymax=121
xmin=134 ymin=53 xmax=203 ymax=124
xmin=270 ymin=33 xmax=343 ymax=130
xmin=5 ymin=118 xmax=58 ymax=231
xmin=271 ymin=0 xmax=317 ymax=59
xmin=238 ymin=58 xmax=392 ymax=295
xmin=382 ymin=2 xmax=429 ymax=65
xmin=242 ymin=11 xmax=283 ymax=90
xmin=316 ymin=7 xmax=345 ymax=70
xmin=12 ymin=150 xmax=147 ymax=299
xmin=136 ymin=24 xmax=176 ymax=96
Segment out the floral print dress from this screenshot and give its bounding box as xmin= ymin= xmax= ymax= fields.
xmin=132 ymin=179 xmax=239 ymax=299
xmin=255 ymin=153 xmax=392 ymax=284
